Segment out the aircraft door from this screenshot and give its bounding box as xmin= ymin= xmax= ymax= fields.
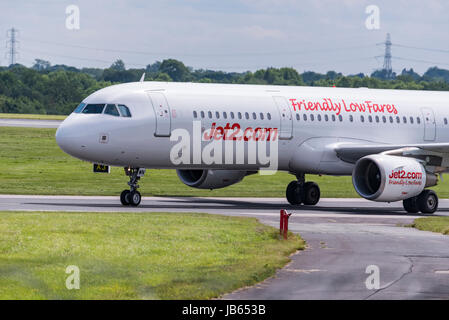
xmin=421 ymin=107 xmax=436 ymax=141
xmin=273 ymin=96 xmax=293 ymax=140
xmin=147 ymin=92 xmax=171 ymax=137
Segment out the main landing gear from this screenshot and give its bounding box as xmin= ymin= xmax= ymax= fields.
xmin=286 ymin=173 xmax=321 ymax=206
xmin=120 ymin=167 xmax=146 ymax=206
xmin=403 ymin=189 xmax=438 ymax=214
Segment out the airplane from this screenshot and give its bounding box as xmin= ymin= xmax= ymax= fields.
xmin=56 ymin=81 xmax=449 ymax=213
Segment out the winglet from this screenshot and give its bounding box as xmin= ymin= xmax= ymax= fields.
xmin=139 ymin=73 xmax=145 ymax=82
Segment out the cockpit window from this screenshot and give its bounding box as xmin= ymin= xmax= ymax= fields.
xmin=104 ymin=104 xmax=120 ymax=117
xmin=73 ymin=103 xmax=86 ymax=113
xmin=82 ymin=104 xmax=105 ymax=114
xmin=117 ymin=104 xmax=132 ymax=117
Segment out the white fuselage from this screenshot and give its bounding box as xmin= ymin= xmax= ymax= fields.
xmin=56 ymin=82 xmax=449 ymax=176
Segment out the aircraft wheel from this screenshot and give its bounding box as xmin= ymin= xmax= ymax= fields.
xmin=129 ymin=191 xmax=142 ymax=207
xmin=286 ymin=181 xmax=302 ymax=205
xmin=303 ymin=182 xmax=320 ymax=205
xmin=120 ymin=190 xmax=130 ymax=206
xmin=403 ymin=197 xmax=419 ymax=214
xmin=417 ymin=190 xmax=438 ymax=214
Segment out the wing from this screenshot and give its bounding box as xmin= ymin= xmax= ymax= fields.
xmin=335 ymin=143 xmax=449 ymax=168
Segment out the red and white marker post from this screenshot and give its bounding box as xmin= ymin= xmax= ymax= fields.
xmin=280 ymin=209 xmax=292 ymax=240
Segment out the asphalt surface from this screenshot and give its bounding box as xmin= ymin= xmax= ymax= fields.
xmin=1 ymin=195 xmax=448 ymax=299
xmin=0 ymin=118 xmax=62 ymax=128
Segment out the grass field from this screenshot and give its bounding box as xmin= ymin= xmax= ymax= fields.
xmin=411 ymin=217 xmax=449 ymax=235
xmin=0 ymin=126 xmax=448 ymax=197
xmin=0 ymin=211 xmax=304 ymax=299
xmin=0 ymin=113 xmax=66 ymax=120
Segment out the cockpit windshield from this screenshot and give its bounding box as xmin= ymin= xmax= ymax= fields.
xmin=104 ymin=104 xmax=120 ymax=116
xmin=82 ymin=104 xmax=105 ymax=114
xmin=73 ymin=103 xmax=85 ymax=113
xmin=72 ymin=103 xmax=132 ymax=117
xmin=117 ymin=105 xmax=132 ymax=117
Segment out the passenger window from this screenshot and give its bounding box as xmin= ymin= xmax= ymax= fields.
xmin=360 ymin=115 xmax=364 ymax=123
xmin=389 ymin=116 xmax=393 ymax=123
xmin=215 ymin=111 xmax=220 ymax=119
xmin=208 ymin=111 xmax=212 ymax=119
xmin=223 ymin=112 xmax=227 ymax=119
xmin=73 ymin=103 xmax=86 ymax=113
xmin=332 ymin=114 xmax=336 ymax=122
xmin=396 ymin=116 xmax=400 ymax=123
xmin=252 ymin=112 xmax=257 ymax=120
xmin=238 ymin=112 xmax=242 ymax=119
xmin=375 ymin=116 xmax=379 ymax=123
xmin=260 ymin=113 xmax=264 ymax=120
xmin=193 ymin=111 xmax=198 ymax=118
xmin=82 ymin=104 xmax=105 ymax=114
xmin=417 ymin=117 xmax=421 ymax=124
xmin=267 ymin=113 xmax=271 ymax=120
xmin=230 ymin=112 xmax=235 ymax=119
xmin=445 ymin=118 xmax=448 ymax=125
xmin=296 ymin=114 xmax=300 ymax=121
xmin=349 ymin=115 xmax=353 ymax=122
xmin=368 ymin=115 xmax=372 ymax=123
xmin=318 ymin=114 xmax=322 ymax=121
xmin=382 ymin=116 xmax=386 ymax=123
xmin=403 ymin=116 xmax=407 ymax=124
xmin=201 ymin=111 xmax=205 ymax=118
xmin=410 ymin=116 xmax=414 ymax=124
xmin=303 ymin=114 xmax=307 ymax=121
xmin=338 ymin=115 xmax=343 ymax=122
xmin=245 ymin=112 xmax=249 ymax=120
xmin=310 ymin=114 xmax=315 ymax=121
xmin=325 ymin=114 xmax=329 ymax=122
xmin=105 ymin=104 xmax=120 ymax=117
xmin=117 ymin=105 xmax=132 ymax=117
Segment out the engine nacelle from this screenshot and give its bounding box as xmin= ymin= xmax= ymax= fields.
xmin=352 ymin=154 xmax=437 ymax=202
xmin=177 ymin=169 xmax=250 ymax=189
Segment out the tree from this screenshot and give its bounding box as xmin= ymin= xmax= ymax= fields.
xmin=371 ymin=69 xmax=396 ymax=80
xmin=399 ymin=68 xmax=421 ymax=81
xmin=153 ymin=72 xmax=172 ymax=82
xmin=146 ymin=61 xmax=161 ymax=74
xmin=423 ymin=67 xmax=449 ymax=83
xmin=32 ymin=59 xmax=51 ymax=71
xmin=110 ymin=59 xmax=126 ymax=71
xmin=159 ymin=59 xmax=190 ymax=82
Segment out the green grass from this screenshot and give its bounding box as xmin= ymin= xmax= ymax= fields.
xmin=0 ymin=113 xmax=66 ymax=120
xmin=0 ymin=211 xmax=304 ymax=299
xmin=410 ymin=217 xmax=449 ymax=235
xmin=0 ymin=126 xmax=447 ymax=197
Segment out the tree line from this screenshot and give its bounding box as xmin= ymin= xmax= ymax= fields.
xmin=0 ymin=58 xmax=448 ymax=115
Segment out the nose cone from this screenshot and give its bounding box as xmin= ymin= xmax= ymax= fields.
xmin=56 ymin=115 xmax=89 ymax=159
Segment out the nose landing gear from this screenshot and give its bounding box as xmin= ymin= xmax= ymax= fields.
xmin=286 ymin=173 xmax=321 ymax=206
xmin=120 ymin=167 xmax=146 ymax=206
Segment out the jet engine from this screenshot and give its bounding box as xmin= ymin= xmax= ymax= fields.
xmin=177 ymin=169 xmax=253 ymax=189
xmin=352 ymin=154 xmax=437 ymax=202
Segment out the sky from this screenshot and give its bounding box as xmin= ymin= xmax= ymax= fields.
xmin=0 ymin=0 xmax=448 ymax=75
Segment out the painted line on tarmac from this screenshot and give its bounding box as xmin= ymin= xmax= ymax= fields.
xmin=1 ymin=207 xmax=423 ymax=220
